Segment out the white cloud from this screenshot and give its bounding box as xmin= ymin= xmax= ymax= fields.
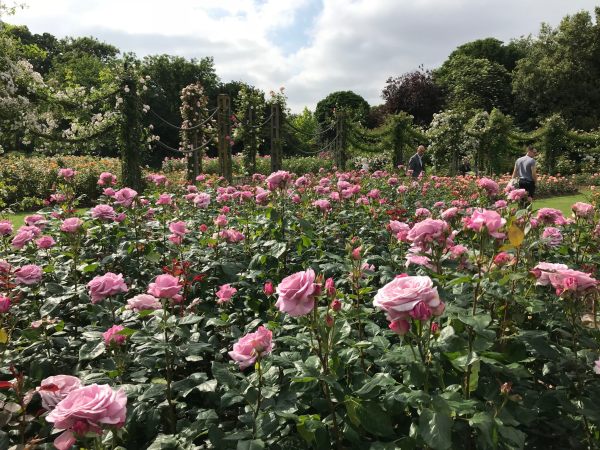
xmin=10 ymin=0 xmax=600 ymax=111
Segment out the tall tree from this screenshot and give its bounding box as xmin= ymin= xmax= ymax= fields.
xmin=315 ymin=90 xmax=370 ymax=143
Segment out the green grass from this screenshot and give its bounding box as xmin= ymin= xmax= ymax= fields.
xmin=3 ymin=209 xmax=86 ymax=228
xmin=533 ymin=191 xmax=590 ymax=216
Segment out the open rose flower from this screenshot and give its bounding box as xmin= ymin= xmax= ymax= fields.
xmin=407 ymin=219 xmax=449 ymax=246
xmin=103 ymin=325 xmax=127 ymax=346
xmin=572 ymin=202 xmax=594 ymax=218
xmin=61 ymin=217 xmax=83 ymax=233
xmin=147 ymin=274 xmax=182 ymax=299
xmin=275 ymin=269 xmax=318 ymax=317
xmin=216 ymin=284 xmax=237 ymax=304
xmin=531 ymin=262 xmax=569 ymax=286
xmin=464 ymin=209 xmax=506 ymax=238
xmin=266 ymin=170 xmax=292 ymax=191
xmin=114 ymin=188 xmax=138 ymax=207
xmin=37 ymin=375 xmax=83 ymax=411
xmin=374 ymin=275 xmax=444 ymax=322
xmin=15 ymin=264 xmax=43 ymax=285
xmin=126 ymin=294 xmax=162 ymax=312
xmin=87 ymin=273 xmax=128 ymax=303
xmin=228 ymin=325 xmax=273 ymax=369
xmin=91 ymin=205 xmax=116 ymax=221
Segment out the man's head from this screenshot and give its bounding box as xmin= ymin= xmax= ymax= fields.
xmin=417 ymin=145 xmax=426 ymax=156
xmin=526 ymin=145 xmax=538 ymax=157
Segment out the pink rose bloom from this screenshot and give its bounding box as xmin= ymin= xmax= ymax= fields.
xmin=147 ymin=174 xmax=167 ymax=185
xmin=549 ymin=269 xmax=598 ymax=296
xmin=407 ymin=219 xmax=449 ymax=246
xmin=536 ymin=208 xmax=567 ymax=226
xmin=36 ymin=375 xmax=83 ymax=410
xmin=531 ymin=262 xmax=569 ymax=286
xmin=450 ymin=244 xmax=468 ymax=259
xmin=156 ymin=193 xmax=173 ymax=205
xmin=12 ymin=230 xmax=36 ymax=249
xmin=0 ymin=296 xmax=11 ymax=313
xmin=15 ymin=264 xmax=43 ymax=285
xmin=24 ymin=214 xmax=47 ymax=229
xmin=388 ymin=177 xmax=399 ymax=186
xmin=87 ymin=273 xmax=128 ymax=303
xmin=114 ymin=188 xmax=138 ymax=207
xmin=275 ymin=269 xmax=318 ymax=317
xmin=542 ymin=227 xmax=562 ymax=247
xmin=373 ymin=275 xmax=444 ymax=322
xmin=493 ymin=252 xmax=512 ymax=266
xmin=594 ymin=359 xmax=600 ymax=375
xmin=367 ymin=189 xmax=381 ymax=199
xmin=219 ymin=229 xmax=245 ymax=243
xmin=313 ymin=199 xmax=332 ymax=212
xmin=464 ymin=209 xmax=506 ymax=238
xmin=103 ymin=325 xmax=127 ymax=346
xmin=415 ymin=208 xmax=431 ymax=219
xmin=441 ymin=207 xmax=459 ymax=220
xmin=477 ymin=177 xmax=499 ymax=195
xmin=388 ymin=220 xmax=408 ymax=234
xmin=196 ymin=174 xmax=206 ymax=182
xmin=507 ymin=189 xmax=528 ymax=202
xmin=46 ymin=384 xmax=127 ymax=450
xmin=103 ymin=187 xmax=116 ymax=197
xmin=228 ymin=325 xmax=273 ymax=370
xmin=0 ymin=220 xmax=14 ymax=236
xmin=35 ymin=235 xmax=55 ymax=249
xmin=147 ymin=274 xmax=182 ymax=299
xmin=494 ymin=200 xmax=508 ymax=209
xmin=325 ymin=278 xmax=336 ymax=297
xmin=255 ymin=188 xmax=270 ymax=205
xmin=126 ymin=294 xmax=162 ymax=312
xmin=389 ymin=319 xmax=410 ymax=335
xmin=61 ymin=217 xmax=83 ymax=233
xmin=264 ymin=281 xmax=275 ymax=296
xmin=214 ymin=214 xmax=228 ymax=227
xmin=266 ymin=170 xmax=292 ymax=190
xmin=91 ymin=205 xmax=116 ymax=221
xmin=572 ymin=202 xmax=594 ymax=218
xmin=295 ymin=176 xmax=309 ymax=187
xmin=193 ymin=193 xmax=211 ymax=208
xmin=216 ymin=284 xmax=237 ymax=304
xmin=58 ymin=168 xmax=76 ymax=180
xmin=97 ymin=172 xmax=117 ymax=186
xmin=169 ymin=221 xmax=188 ymax=237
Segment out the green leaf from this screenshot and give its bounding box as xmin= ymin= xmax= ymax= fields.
xmin=237 ymin=440 xmax=265 ymax=450
xmin=79 ymin=341 xmax=105 ymax=361
xmin=178 ymin=314 xmax=203 ymax=325
xmin=356 ymin=401 xmax=395 ymax=438
xmin=457 ymin=313 xmax=491 ymax=332
xmin=419 ymin=407 xmax=452 ymax=450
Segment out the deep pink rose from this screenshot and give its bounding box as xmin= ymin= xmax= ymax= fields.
xmin=374 ymin=275 xmax=443 ymax=321
xmin=216 ymin=284 xmax=237 ymax=304
xmin=15 ymin=264 xmax=43 ymax=285
xmin=464 ymin=209 xmax=506 ymax=238
xmin=37 ymin=375 xmax=83 ymax=411
xmin=493 ymin=252 xmax=512 ymax=266
xmin=263 ymin=281 xmax=274 ymax=296
xmin=228 ymin=325 xmax=273 ymax=370
xmin=0 ymin=296 xmax=11 ymax=313
xmin=103 ymin=325 xmax=127 ymax=346
xmin=87 ymin=273 xmax=128 ymax=303
xmin=36 ymin=235 xmax=56 ymax=249
xmin=407 ymin=219 xmax=449 ymax=246
xmin=275 ymin=269 xmax=318 ymax=317
xmin=549 ymin=269 xmax=598 ymax=296
xmin=114 ymin=188 xmax=138 ymax=207
xmin=61 ymin=217 xmax=83 ymax=233
xmin=389 ymin=319 xmax=410 ymax=335
xmin=91 ymin=205 xmax=116 ymax=221
xmin=126 ymin=294 xmax=162 ymax=312
xmin=147 ymin=274 xmax=182 ymax=299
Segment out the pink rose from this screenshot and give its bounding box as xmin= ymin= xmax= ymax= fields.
xmin=147 ymin=274 xmax=182 ymax=299
xmin=313 ymin=199 xmax=332 ymax=212
xmin=169 ymin=221 xmax=188 ymax=236
xmin=594 ymin=359 xmax=600 ymax=375
xmin=450 ymin=244 xmax=468 ymax=259
xmin=266 ymin=170 xmax=292 ymax=190
xmin=87 ymin=273 xmax=128 ymax=303
xmin=531 ymin=262 xmax=569 ymax=286
xmin=216 ymin=284 xmax=237 ymax=304
xmin=156 ymin=193 xmax=173 ymax=205
xmin=507 ymin=189 xmax=528 ymax=202
xmin=36 ymin=235 xmax=56 ymax=249
xmin=275 ymin=269 xmax=318 ymax=317
xmin=12 ymin=230 xmax=36 ymax=249
xmin=389 ymin=220 xmax=409 ymax=234
xmin=126 ymin=294 xmax=162 ymax=312
xmin=548 ymin=269 xmax=598 ymax=296
xmin=0 ymin=296 xmax=11 ymax=313
xmin=103 ymin=187 xmax=116 ymax=197
xmin=464 ymin=209 xmax=506 ymax=238
xmin=389 ymin=319 xmax=410 ymax=335
xmin=542 ymin=227 xmax=562 ymax=247
xmin=477 ymin=177 xmax=499 ymax=195
xmin=572 ymin=202 xmax=594 ymax=218
xmin=0 ymin=220 xmax=13 ymax=236
xmin=114 ymin=188 xmax=138 ymax=207
xmin=37 ymin=375 xmax=83 ymax=410
xmin=536 ymin=208 xmax=566 ymax=226
xmin=214 ymin=214 xmax=228 ymax=227
xmin=97 ymin=172 xmax=117 ymax=186
xmin=15 ymin=264 xmax=43 ymax=285
xmin=58 ymin=168 xmax=76 ymax=180
xmin=46 ymin=384 xmax=127 ymax=449
xmin=415 ymin=208 xmax=431 ymax=219
xmin=325 ymin=277 xmax=336 ymax=297
xmin=194 ymin=193 xmax=211 ymax=208
xmin=493 ymin=252 xmax=512 ymax=266
xmin=228 ymin=325 xmax=273 ymax=369
xmin=407 ymin=219 xmax=449 ymax=246
xmin=24 ymin=214 xmax=47 ymax=229
xmin=91 ymin=205 xmax=116 ymax=221
xmin=219 ymin=229 xmax=245 ymax=243
xmin=263 ymin=281 xmax=274 ymax=296
xmin=494 ymin=200 xmax=508 ymax=209
xmin=103 ymin=325 xmax=127 ymax=346
xmin=61 ymin=217 xmax=83 ymax=233
xmin=374 ymin=275 xmax=444 ymax=322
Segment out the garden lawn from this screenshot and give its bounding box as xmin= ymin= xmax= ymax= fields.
xmin=4 ymin=209 xmax=86 ymax=228
xmin=533 ymin=190 xmax=589 ymax=216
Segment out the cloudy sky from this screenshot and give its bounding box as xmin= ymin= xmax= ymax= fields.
xmin=10 ymin=0 xmax=600 ymax=112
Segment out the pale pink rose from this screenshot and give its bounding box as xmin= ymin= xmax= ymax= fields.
xmin=46 ymin=384 xmax=127 ymax=447
xmin=103 ymin=325 xmax=127 ymax=346
xmin=507 ymin=189 xmax=528 ymax=202
xmin=594 ymin=359 xmax=600 ymax=375
xmin=169 ymin=221 xmax=188 ymax=236
xmin=147 ymin=174 xmax=167 ymax=185
xmin=542 ymin=227 xmax=562 ymax=247
xmin=275 ymin=269 xmax=318 ymax=317
xmin=194 ymin=193 xmax=211 ymax=208
xmin=15 ymin=264 xmax=43 ymax=285
xmin=36 ymin=235 xmax=56 ymax=249
xmin=374 ymin=275 xmax=443 ymax=322
xmin=255 ymin=188 xmax=270 ymax=205
xmin=103 ymin=187 xmax=116 ymax=197
xmin=415 ymin=208 xmax=431 ymax=219
xmin=367 ymin=189 xmax=381 ymax=199
xmin=97 ymin=172 xmax=117 ymax=186
xmin=450 ymin=244 xmax=468 ymax=259
xmin=572 ymin=202 xmax=594 ymax=218
xmin=114 ymin=188 xmax=138 ymax=207
xmin=536 ymin=208 xmax=567 ymax=226
xmin=531 ymin=262 xmax=569 ymax=286
xmin=91 ymin=205 xmax=116 ymax=221
xmin=549 ymin=269 xmax=598 ymax=296
xmin=87 ymin=273 xmax=128 ymax=303
xmin=216 ymin=284 xmax=237 ymax=304
xmin=0 ymin=220 xmax=13 ymax=236
xmin=295 ymin=176 xmax=309 ymax=187
xmin=494 ymin=200 xmax=508 ymax=209
xmin=266 ymin=170 xmax=292 ymax=190
xmin=464 ymin=209 xmax=506 ymax=238
xmin=156 ymin=193 xmax=173 ymax=205
xmin=126 ymin=294 xmax=162 ymax=312
xmin=407 ymin=219 xmax=449 ymax=246
xmin=228 ymin=325 xmax=273 ymax=370
xmin=477 ymin=177 xmax=499 ymax=195
xmin=61 ymin=217 xmax=83 ymax=233
xmin=147 ymin=274 xmax=182 ymax=299
xmin=24 ymin=214 xmax=47 ymax=229
xmin=58 ymin=168 xmax=76 ymax=180
xmin=388 ymin=177 xmax=399 ymax=186
xmin=0 ymin=296 xmax=11 ymax=313
xmin=389 ymin=220 xmax=409 ymax=234
xmin=37 ymin=375 xmax=83 ymax=410
xmin=313 ymin=199 xmax=332 ymax=212
xmin=214 ymin=214 xmax=228 ymax=227
xmin=219 ymin=229 xmax=245 ymax=243
xmin=12 ymin=230 xmax=36 ymax=249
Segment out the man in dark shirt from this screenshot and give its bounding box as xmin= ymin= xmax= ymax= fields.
xmin=408 ymin=145 xmax=426 ymax=179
